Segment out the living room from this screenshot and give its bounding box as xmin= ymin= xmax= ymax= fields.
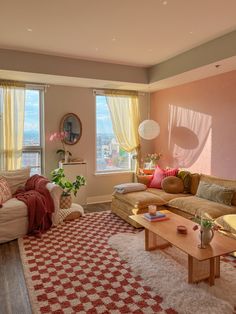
xmin=1 ymin=1 xmax=236 ymax=313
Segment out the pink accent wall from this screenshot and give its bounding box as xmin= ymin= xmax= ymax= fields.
xmin=151 ymin=70 xmax=236 ymax=179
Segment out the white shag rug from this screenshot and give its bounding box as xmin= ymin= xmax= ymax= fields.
xmin=108 ymin=231 xmax=236 ymax=314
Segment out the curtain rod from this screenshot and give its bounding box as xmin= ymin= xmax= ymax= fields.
xmin=0 ymin=79 xmax=49 ymax=90
xmin=93 ymin=89 xmax=145 ymax=96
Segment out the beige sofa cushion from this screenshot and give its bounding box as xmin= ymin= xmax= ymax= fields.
xmin=113 ymin=190 xmax=166 ymax=209
xmin=0 ymin=198 xmax=27 ymax=223
xmin=113 ymin=188 xmax=190 ymax=209
xmin=148 ymin=188 xmax=190 ymax=201
xmin=200 ymin=174 xmax=236 ymax=206
xmin=168 ymin=195 xmax=236 ymax=219
xmin=0 ymin=168 xmax=31 ymax=194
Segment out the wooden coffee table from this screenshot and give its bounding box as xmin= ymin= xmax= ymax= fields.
xmin=130 ymin=210 xmax=236 ymax=286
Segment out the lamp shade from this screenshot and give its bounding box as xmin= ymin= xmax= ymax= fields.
xmin=138 ymin=119 xmax=160 ymax=140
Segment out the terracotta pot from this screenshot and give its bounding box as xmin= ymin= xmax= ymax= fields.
xmin=60 ymin=194 xmax=72 ymax=209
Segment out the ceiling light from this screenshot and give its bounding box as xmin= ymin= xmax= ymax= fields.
xmin=27 ymin=28 xmax=32 ymax=32
xmin=138 ymin=120 xmax=160 ymax=140
xmin=112 ymin=37 xmax=116 ymax=42
xmin=189 ymin=31 xmax=193 ymax=34
xmin=162 ymin=1 xmax=168 ymax=5
xmin=95 ymin=47 xmax=99 ymax=51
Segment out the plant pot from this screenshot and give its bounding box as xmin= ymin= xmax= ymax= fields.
xmin=60 ymin=194 xmax=72 ymax=209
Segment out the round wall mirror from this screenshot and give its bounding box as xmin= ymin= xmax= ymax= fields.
xmin=60 ymin=113 xmax=82 ymax=145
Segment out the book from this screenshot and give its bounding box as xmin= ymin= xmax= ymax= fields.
xmin=144 ymin=212 xmax=166 ymax=220
xmin=143 ymin=215 xmax=170 ymax=222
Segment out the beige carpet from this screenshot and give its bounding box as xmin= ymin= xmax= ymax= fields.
xmin=109 ymin=230 xmax=236 ymax=314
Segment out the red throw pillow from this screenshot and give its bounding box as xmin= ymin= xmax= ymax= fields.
xmin=0 ymin=176 xmax=12 ymax=205
xmin=149 ymin=166 xmax=178 ymax=189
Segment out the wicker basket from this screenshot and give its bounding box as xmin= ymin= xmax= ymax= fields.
xmin=60 ymin=194 xmax=72 ymax=209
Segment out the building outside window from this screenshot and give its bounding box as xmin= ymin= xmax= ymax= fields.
xmin=96 ymin=95 xmax=132 ymax=173
xmin=22 ymin=89 xmax=43 ymax=175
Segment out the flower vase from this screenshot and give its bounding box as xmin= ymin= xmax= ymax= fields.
xmin=199 ymin=227 xmax=214 ymax=246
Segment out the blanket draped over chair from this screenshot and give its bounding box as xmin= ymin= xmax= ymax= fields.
xmin=15 ymin=175 xmax=55 ymax=236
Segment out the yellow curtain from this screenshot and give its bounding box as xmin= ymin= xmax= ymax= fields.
xmin=0 ymin=83 xmax=25 ymax=170
xmin=105 ymin=91 xmax=141 ymax=170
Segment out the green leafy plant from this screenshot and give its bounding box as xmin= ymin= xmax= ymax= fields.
xmin=192 ymin=214 xmax=220 ymax=231
xmin=51 ymin=168 xmax=86 ymax=197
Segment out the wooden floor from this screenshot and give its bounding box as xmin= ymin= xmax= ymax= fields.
xmin=0 ymin=202 xmax=111 ymax=314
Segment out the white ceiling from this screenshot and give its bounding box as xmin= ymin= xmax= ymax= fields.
xmin=1 ymin=0 xmax=236 ymax=67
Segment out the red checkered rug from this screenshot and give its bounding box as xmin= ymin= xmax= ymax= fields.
xmin=18 ymin=211 xmax=176 ymax=314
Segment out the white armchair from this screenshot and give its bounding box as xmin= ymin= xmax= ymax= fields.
xmin=0 ymin=168 xmax=62 ymax=243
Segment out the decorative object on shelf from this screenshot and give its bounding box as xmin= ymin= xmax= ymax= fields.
xmin=142 ymin=153 xmax=162 ymax=169
xmin=60 ymin=113 xmax=82 ymax=145
xmin=138 ymin=119 xmax=160 ymax=140
xmin=193 ymin=212 xmax=220 ymax=248
xmin=49 ymin=131 xmax=72 ymax=162
xmin=50 ymin=168 xmax=86 ymax=209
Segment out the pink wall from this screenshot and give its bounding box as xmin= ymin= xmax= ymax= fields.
xmin=151 ymin=70 xmax=236 ymax=179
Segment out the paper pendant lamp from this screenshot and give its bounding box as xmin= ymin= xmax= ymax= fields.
xmin=138 ymin=119 xmax=160 ymax=140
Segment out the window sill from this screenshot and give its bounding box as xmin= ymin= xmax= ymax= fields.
xmin=94 ymin=171 xmax=134 ymax=176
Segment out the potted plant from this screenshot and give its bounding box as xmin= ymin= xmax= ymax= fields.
xmin=51 ymin=168 xmax=86 ymax=209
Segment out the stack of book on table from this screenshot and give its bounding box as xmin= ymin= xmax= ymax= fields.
xmin=143 ymin=211 xmax=169 ymax=222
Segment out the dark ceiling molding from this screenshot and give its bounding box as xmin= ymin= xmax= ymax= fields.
xmin=148 ymin=30 xmax=236 ymax=83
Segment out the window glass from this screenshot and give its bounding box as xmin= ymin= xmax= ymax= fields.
xmin=22 ymin=89 xmax=42 ymax=174
xmin=96 ymin=95 xmax=131 ymax=172
xmin=23 ymin=90 xmax=40 ymax=146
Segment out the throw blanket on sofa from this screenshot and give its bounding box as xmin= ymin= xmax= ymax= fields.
xmin=15 ymin=175 xmax=55 ymax=236
xmin=114 ymin=183 xmax=147 ymax=194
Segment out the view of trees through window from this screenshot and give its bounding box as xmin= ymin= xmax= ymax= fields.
xmin=22 ymin=89 xmax=42 ymax=174
xmin=96 ymin=95 xmax=131 ymax=172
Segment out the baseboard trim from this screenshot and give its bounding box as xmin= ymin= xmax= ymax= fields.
xmin=87 ymin=194 xmax=112 ymax=204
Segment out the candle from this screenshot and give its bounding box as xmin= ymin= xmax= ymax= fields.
xmin=148 ymin=205 xmax=157 ymax=216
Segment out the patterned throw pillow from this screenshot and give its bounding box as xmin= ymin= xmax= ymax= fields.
xmin=149 ymin=166 xmax=178 ymax=189
xmin=0 ymin=176 xmax=12 ymax=205
xmin=196 ymin=181 xmax=234 ymax=206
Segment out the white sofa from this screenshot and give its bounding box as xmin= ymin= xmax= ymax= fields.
xmin=0 ymin=168 xmax=62 ymax=243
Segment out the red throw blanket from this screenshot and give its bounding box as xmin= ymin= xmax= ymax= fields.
xmin=15 ymin=175 xmax=55 ymax=236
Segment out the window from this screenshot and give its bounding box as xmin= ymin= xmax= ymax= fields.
xmin=22 ymin=89 xmax=43 ymax=174
xmin=96 ymin=95 xmax=132 ymax=173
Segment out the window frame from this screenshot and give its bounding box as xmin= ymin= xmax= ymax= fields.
xmin=22 ymin=86 xmax=44 ymax=175
xmin=94 ymin=93 xmax=134 ymax=174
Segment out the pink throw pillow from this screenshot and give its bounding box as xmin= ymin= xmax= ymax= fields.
xmin=149 ymin=166 xmax=178 ymax=189
xmin=0 ymin=176 xmax=12 ymax=205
